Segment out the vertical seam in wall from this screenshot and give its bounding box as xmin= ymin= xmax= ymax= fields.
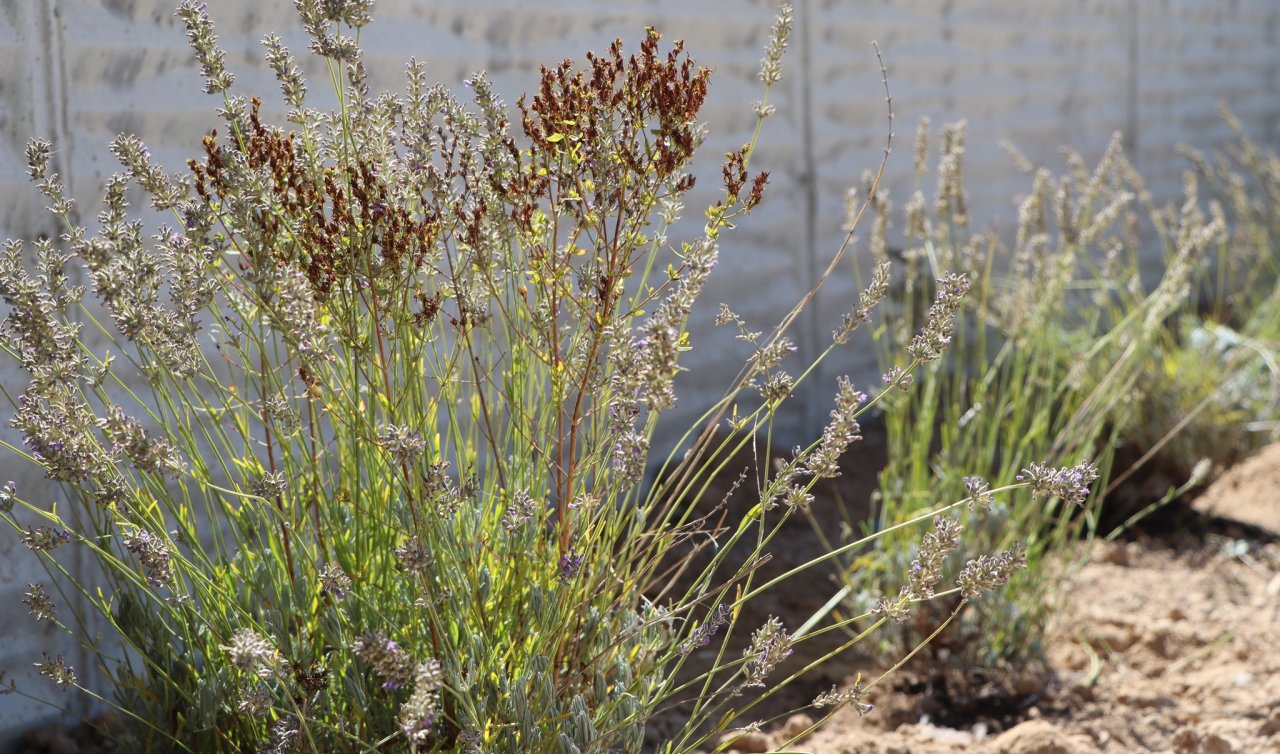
xmin=36 ymin=0 xmax=90 ymax=720
xmin=23 ymin=4 xmax=50 ymax=141
xmin=799 ymin=0 xmax=819 ymax=428
xmin=53 ymin=1 xmax=73 ymax=202
xmin=1125 ymin=0 xmax=1138 ymax=155
xmin=31 ymin=0 xmax=75 ymax=205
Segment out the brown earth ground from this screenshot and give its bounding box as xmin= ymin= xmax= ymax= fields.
xmin=713 ymin=442 xmax=1280 ymax=754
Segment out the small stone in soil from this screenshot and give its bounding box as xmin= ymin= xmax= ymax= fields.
xmin=779 ymin=713 xmax=815 ymax=742
xmin=1261 ymin=709 xmax=1280 ymax=735
xmin=1173 ymin=728 xmax=1238 ymax=754
xmin=717 ymin=729 xmax=770 ymax=753
xmin=1097 ymin=540 xmax=1131 ymax=566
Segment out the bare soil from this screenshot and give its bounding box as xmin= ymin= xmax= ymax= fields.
xmin=723 ymin=443 xmax=1280 ymax=754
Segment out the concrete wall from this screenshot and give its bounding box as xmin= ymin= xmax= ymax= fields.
xmin=0 ymin=0 xmax=1277 ymax=741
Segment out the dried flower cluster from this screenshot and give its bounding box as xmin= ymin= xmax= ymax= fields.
xmin=738 ymin=617 xmax=793 ymax=691
xmin=957 ymin=546 xmax=1029 ymax=599
xmin=222 ymin=629 xmax=282 ymax=679
xmin=907 ymin=273 xmax=971 ymax=363
xmin=351 ymin=632 xmax=417 ymax=691
xmin=34 ymin=653 xmax=76 ymax=692
xmin=400 ymin=659 xmax=444 ymax=743
xmin=379 ymin=424 xmax=427 ymax=467
xmin=759 ymin=4 xmax=794 ymax=86
xmin=1017 ymin=461 xmax=1100 ymax=507
xmin=317 ymin=564 xmax=352 ymax=600
xmin=834 ymin=260 xmax=892 ymax=345
xmin=22 ymin=583 xmax=56 ymax=623
xmin=874 ymin=515 xmax=965 ymax=623
xmin=814 ymin=678 xmax=873 ymax=716
xmin=805 ymin=377 xmax=868 ymax=478
xmin=906 ymin=516 xmax=963 ymax=599
xmin=123 ymin=529 xmax=174 ymax=587
xmin=0 ymin=480 xmax=15 ymax=513
xmin=501 ymin=489 xmax=541 ymax=531
xmin=22 ymin=526 xmax=71 ymax=552
xmin=963 ymin=475 xmax=994 ymax=510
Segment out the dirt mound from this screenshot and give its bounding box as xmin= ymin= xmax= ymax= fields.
xmin=1194 ymin=442 xmax=1280 ymax=536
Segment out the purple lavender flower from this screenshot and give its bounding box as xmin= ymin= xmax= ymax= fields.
xmin=679 ymin=603 xmax=732 ymax=655
xmin=558 ymin=550 xmax=584 ymax=584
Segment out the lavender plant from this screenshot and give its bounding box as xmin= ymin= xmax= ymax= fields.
xmin=0 ymin=3 xmax=1092 ymax=752
xmin=1122 ymin=110 xmax=1280 ymax=481
xmin=822 ymin=119 xmax=1228 ymax=684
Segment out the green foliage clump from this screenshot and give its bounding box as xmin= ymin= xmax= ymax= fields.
xmin=1123 ymin=111 xmax=1280 ymax=481
xmin=828 ymin=118 xmax=1230 ymax=682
